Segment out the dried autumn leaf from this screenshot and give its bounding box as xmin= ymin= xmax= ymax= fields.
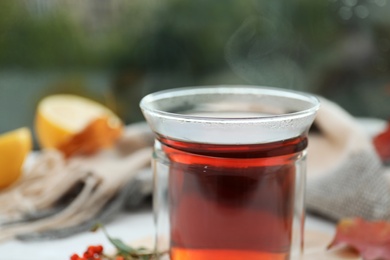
xmin=58 ymin=117 xmax=123 ymax=158
xmin=328 ymin=218 xmax=390 ymax=260
xmin=373 ymin=121 xmax=390 ymax=163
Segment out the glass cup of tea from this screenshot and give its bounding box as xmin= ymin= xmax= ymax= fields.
xmin=140 ymin=86 xmax=320 ymax=260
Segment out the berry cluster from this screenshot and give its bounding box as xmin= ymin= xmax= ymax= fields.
xmin=70 ymin=245 xmax=103 ymax=260
xmin=70 ymin=245 xmax=124 ymax=260
xmin=69 ymin=224 xmax=162 ymax=260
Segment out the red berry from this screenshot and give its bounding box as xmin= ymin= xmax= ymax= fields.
xmin=87 ymin=246 xmax=95 ymax=254
xmin=95 ymin=245 xmax=103 ymax=254
xmin=86 ymin=245 xmax=104 ymax=255
xmin=70 ymin=254 xmax=80 ymax=260
xmin=83 ymin=252 xmax=92 ymax=258
xmin=116 ymin=256 xmax=125 ymax=260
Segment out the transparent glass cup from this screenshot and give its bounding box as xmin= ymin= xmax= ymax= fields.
xmin=140 ymin=86 xmax=320 ymax=260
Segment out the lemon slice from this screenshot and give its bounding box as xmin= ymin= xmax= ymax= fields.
xmin=0 ymin=127 xmax=32 ymax=188
xmin=35 ymin=95 xmax=121 ymax=149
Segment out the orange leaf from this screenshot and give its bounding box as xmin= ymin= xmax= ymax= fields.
xmin=374 ymin=121 xmax=390 ymax=163
xmin=328 ymin=218 xmax=390 ymax=260
xmin=57 ymin=117 xmax=123 ymax=158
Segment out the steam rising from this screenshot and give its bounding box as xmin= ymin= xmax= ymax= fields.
xmin=225 ymin=17 xmax=306 ymax=90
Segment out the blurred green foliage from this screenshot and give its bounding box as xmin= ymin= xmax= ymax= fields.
xmin=0 ymin=0 xmax=389 ymax=129
xmin=0 ymin=1 xmax=92 ymax=68
xmin=0 ymin=0 xmax=254 ymax=71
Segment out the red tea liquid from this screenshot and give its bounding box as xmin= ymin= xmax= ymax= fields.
xmin=160 ymin=135 xmax=307 ymax=260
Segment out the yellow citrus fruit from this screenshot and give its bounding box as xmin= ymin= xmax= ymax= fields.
xmin=35 ymin=94 xmax=122 ymax=149
xmin=0 ymin=127 xmax=32 ymax=189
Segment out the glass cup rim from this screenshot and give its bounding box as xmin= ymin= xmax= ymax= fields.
xmin=140 ymin=85 xmax=320 ymax=123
